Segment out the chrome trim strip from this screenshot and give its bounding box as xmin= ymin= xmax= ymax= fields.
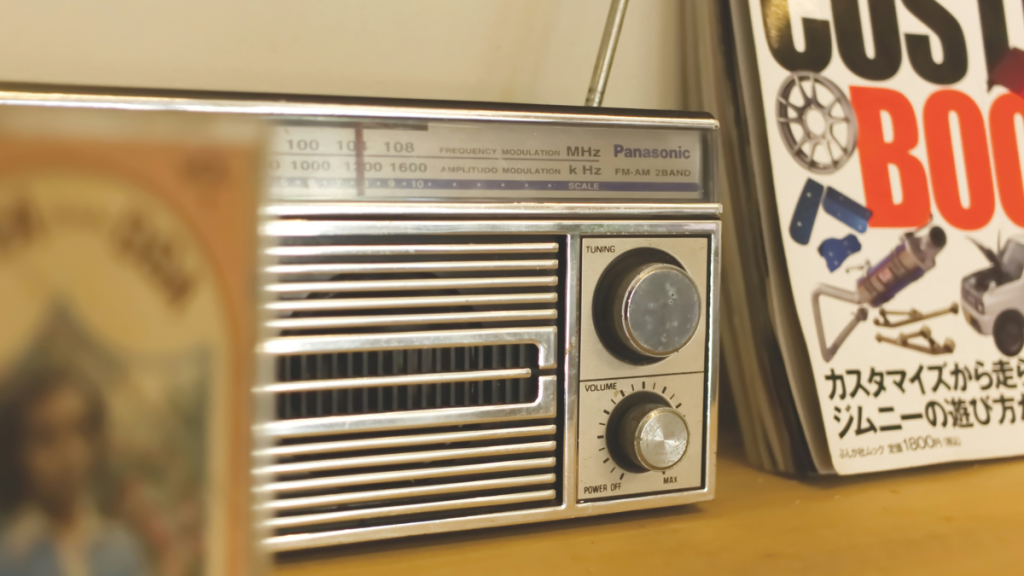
xmin=705 ymin=223 xmax=722 ymax=501
xmin=266 ymin=309 xmax=556 ymax=330
xmin=267 ymin=259 xmax=558 ymax=275
xmin=266 ymin=219 xmax=727 ymax=238
xmin=0 ymin=90 xmax=718 ymax=130
xmin=309 ymin=220 xmax=721 ymax=237
xmin=256 ymin=424 xmax=556 ymax=458
xmin=265 ymin=202 xmax=722 ymax=219
xmin=257 ymin=441 xmax=557 ymax=476
xmin=261 ymin=327 xmax=558 ymax=369
xmin=562 ymin=233 xmax=582 ymax=508
xmin=257 ymin=457 xmax=557 ymax=494
xmin=267 ymin=242 xmax=559 ymax=257
xmin=263 ymin=474 xmax=557 ymax=511
xmin=259 ymin=375 xmax=557 ymax=438
xmin=265 ymin=490 xmax=557 ymax=531
xmin=266 ymin=276 xmax=557 ymax=294
xmin=266 ymin=292 xmax=558 ymax=313
xmin=257 ymin=367 xmax=534 ymax=394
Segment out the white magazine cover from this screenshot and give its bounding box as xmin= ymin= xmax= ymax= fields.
xmin=745 ymin=0 xmax=1024 ymax=473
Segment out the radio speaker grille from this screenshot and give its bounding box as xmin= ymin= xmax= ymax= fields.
xmin=273 ymin=345 xmax=539 ymax=418
xmin=258 ymin=232 xmax=565 ymax=549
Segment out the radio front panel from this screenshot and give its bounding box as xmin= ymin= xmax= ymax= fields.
xmin=258 ymin=218 xmax=719 ymax=551
xmin=0 ymin=87 xmax=721 ymax=551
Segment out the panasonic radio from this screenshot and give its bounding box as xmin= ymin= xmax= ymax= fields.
xmin=0 ymin=87 xmax=721 ymax=551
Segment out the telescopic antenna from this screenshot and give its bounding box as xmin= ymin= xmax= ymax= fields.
xmin=585 ymin=0 xmax=630 ymax=107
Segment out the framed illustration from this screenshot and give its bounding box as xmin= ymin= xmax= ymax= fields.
xmin=0 ymin=105 xmax=266 ymax=576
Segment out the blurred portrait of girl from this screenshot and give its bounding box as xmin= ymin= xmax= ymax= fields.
xmin=0 ymin=368 xmax=149 ymax=576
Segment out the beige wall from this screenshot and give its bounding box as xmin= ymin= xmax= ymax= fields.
xmin=0 ymin=0 xmax=684 ymax=109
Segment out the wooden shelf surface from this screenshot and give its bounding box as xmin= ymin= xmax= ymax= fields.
xmin=275 ymin=440 xmax=1024 ymax=575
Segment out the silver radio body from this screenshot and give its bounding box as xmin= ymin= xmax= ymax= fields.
xmin=0 ymin=89 xmax=720 ymax=550
xmin=258 ymin=100 xmax=722 ymax=551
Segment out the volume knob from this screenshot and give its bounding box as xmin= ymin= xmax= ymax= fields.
xmin=616 ymin=402 xmax=689 ymax=471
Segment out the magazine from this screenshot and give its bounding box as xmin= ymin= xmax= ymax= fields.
xmin=687 ymin=0 xmax=1024 ymax=474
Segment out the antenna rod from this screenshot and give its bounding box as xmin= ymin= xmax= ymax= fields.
xmin=585 ymin=0 xmax=629 ymax=107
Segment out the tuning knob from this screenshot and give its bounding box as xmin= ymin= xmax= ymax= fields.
xmin=615 ymin=402 xmax=689 ymax=471
xmin=606 ymin=261 xmax=701 ymax=361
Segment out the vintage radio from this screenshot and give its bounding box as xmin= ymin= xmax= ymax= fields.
xmin=0 ymin=87 xmax=721 ymax=550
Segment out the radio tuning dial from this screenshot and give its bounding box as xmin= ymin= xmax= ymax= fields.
xmin=615 ymin=402 xmax=689 ymax=471
xmin=603 ymin=260 xmax=701 ymax=361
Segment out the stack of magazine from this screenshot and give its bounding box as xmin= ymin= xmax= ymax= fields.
xmin=683 ymin=0 xmax=1024 ymax=475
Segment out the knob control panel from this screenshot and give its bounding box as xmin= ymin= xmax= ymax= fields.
xmin=577 ymin=237 xmax=709 ymax=502
xmin=577 ymin=375 xmax=704 ymax=501
xmin=581 ymin=238 xmax=708 ymax=382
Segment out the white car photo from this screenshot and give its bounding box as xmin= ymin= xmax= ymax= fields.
xmin=962 ymin=235 xmax=1024 ymax=356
